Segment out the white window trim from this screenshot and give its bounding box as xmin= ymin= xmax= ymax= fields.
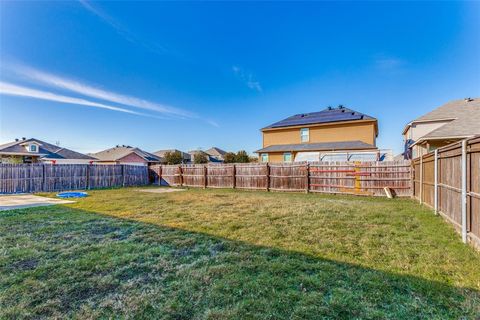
xmin=28 ymin=144 xmax=38 ymax=153
xmin=300 ymin=128 xmax=309 ymax=143
xmin=283 ymin=152 xmax=292 ymax=162
xmin=261 ymin=153 xmax=269 ymax=162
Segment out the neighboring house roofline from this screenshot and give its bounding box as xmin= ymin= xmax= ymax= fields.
xmin=255 ymin=141 xmax=377 ymax=153
xmin=0 ymin=138 xmax=95 ymax=160
xmin=402 ymin=118 xmax=457 ymax=135
xmin=91 ymin=146 xmax=161 ymax=162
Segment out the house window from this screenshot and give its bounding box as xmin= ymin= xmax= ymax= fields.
xmin=300 ymin=128 xmax=309 ymax=142
xmin=283 ymin=152 xmax=292 ymax=162
xmin=261 ymin=153 xmax=269 ymax=162
xmin=29 ymin=144 xmax=38 ymax=152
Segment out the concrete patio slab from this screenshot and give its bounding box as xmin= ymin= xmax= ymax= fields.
xmin=0 ymin=195 xmax=74 ymax=211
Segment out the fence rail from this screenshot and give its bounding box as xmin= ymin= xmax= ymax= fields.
xmin=0 ymin=164 xmax=149 ymax=194
xmin=412 ymin=136 xmax=480 ymax=249
xmin=149 ymin=160 xmax=411 ymax=197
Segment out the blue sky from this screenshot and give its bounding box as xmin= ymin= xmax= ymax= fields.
xmin=1 ymin=1 xmax=479 ymax=155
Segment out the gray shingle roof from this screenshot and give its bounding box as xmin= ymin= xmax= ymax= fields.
xmin=205 ymin=147 xmax=227 ymax=157
xmin=255 ymin=141 xmax=377 ymax=153
xmin=153 ymin=149 xmax=191 ymax=160
xmin=0 ymin=138 xmax=95 ymax=160
xmin=263 ymin=106 xmax=376 ymax=130
xmin=413 ymin=98 xmax=480 ymax=139
xmin=91 ymin=146 xmax=161 ymax=162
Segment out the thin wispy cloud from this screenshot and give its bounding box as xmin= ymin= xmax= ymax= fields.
xmin=79 ymin=0 xmax=168 ymax=55
xmin=374 ymin=55 xmax=406 ymax=73
xmin=206 ymin=119 xmax=220 ymax=128
xmin=12 ymin=64 xmax=193 ymax=118
xmin=232 ymin=66 xmax=262 ymax=92
xmin=0 ymin=81 xmax=160 ymax=118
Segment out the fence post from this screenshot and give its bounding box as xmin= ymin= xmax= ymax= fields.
xmin=158 ymin=165 xmax=162 ymax=186
xmin=305 ymin=163 xmax=309 ymax=193
xmin=419 ymin=155 xmax=423 ymax=204
xmin=461 ymin=140 xmax=467 ymax=243
xmin=179 ymin=165 xmax=183 ymax=187
xmin=42 ymin=164 xmax=46 ymax=192
xmin=204 ymin=165 xmax=207 ymax=189
xmin=266 ymin=163 xmax=270 ymax=192
xmin=121 ymin=165 xmax=125 ymax=187
xmin=434 ymin=149 xmax=438 ymax=215
xmin=86 ymin=164 xmax=90 ymax=190
xmin=354 ymin=161 xmax=361 ymax=195
xmin=232 ymin=164 xmax=236 ymax=189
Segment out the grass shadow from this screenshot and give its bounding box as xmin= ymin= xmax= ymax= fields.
xmin=1 ymin=205 xmax=479 ymax=319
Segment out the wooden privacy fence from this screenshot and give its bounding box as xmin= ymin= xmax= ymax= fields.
xmin=0 ymin=164 xmax=149 ymax=194
xmin=149 ymin=160 xmax=411 ymax=197
xmin=412 ymin=136 xmax=480 ymax=248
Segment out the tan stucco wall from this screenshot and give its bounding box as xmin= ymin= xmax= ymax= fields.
xmin=260 ymin=152 xmax=296 ymax=163
xmin=404 ymin=120 xmax=451 ymax=142
xmin=263 ymin=121 xmax=376 ymax=148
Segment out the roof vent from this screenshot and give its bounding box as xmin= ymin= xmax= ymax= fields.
xmin=327 ymin=106 xmax=333 ymax=110
xmin=465 ymin=97 xmax=473 ymax=102
xmin=351 ymin=112 xmax=355 ymax=115
xmin=338 ymin=105 xmax=344 ymax=109
xmin=15 ymin=138 xmax=19 ymax=142
xmin=22 ymin=137 xmax=26 ymax=140
xmin=116 ymin=145 xmax=119 ymax=147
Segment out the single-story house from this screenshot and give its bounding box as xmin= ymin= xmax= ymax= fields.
xmin=90 ymin=145 xmax=162 ymax=166
xmin=0 ymin=138 xmax=96 ymax=164
xmin=205 ymin=147 xmax=227 ymax=162
xmin=403 ymin=97 xmax=480 ymax=158
xmin=153 ymin=149 xmax=191 ymax=164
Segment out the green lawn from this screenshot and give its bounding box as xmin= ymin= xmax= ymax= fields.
xmin=1 ymin=188 xmax=479 ymax=319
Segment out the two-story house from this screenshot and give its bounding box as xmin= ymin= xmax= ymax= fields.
xmin=255 ymin=106 xmax=379 ymax=162
xmin=402 ymin=97 xmax=480 ymax=159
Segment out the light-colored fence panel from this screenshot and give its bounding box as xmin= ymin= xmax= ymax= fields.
xmin=43 ymin=164 xmax=88 ymax=192
xmin=413 ymin=135 xmax=480 ymax=249
xmin=207 ymin=165 xmax=234 ymax=188
xmin=360 ymin=161 xmax=412 ymax=197
xmin=269 ymin=163 xmax=308 ymax=192
xmin=89 ymin=165 xmax=123 ymax=188
xmin=0 ymin=164 xmax=149 ymax=194
xmin=235 ymin=163 xmax=268 ymax=190
xmin=309 ymin=162 xmax=355 ymax=194
xmin=310 ymin=161 xmax=411 ymax=196
xmin=0 ymin=164 xmax=43 ymax=194
xmin=182 ymin=165 xmax=205 ymax=188
xmin=123 ymin=165 xmax=149 ymax=186
xmin=160 ymin=165 xmax=182 ymax=186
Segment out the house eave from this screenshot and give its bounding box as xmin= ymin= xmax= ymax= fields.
xmin=261 ymin=119 xmax=378 ymax=132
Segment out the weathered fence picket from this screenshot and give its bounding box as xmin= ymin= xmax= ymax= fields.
xmin=0 ymin=164 xmax=149 ymax=194
xmin=412 ymin=135 xmax=480 ymax=249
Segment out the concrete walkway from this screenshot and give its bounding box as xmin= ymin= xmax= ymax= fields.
xmin=0 ymin=195 xmax=74 ymax=211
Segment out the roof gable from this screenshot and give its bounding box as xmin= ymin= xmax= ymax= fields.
xmin=412 ymin=98 xmax=480 ymax=139
xmin=91 ymin=146 xmax=161 ymax=162
xmin=0 ymin=138 xmax=95 ymax=160
xmin=263 ymin=106 xmax=376 ymax=130
xmin=205 ymin=147 xmax=227 ymax=157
